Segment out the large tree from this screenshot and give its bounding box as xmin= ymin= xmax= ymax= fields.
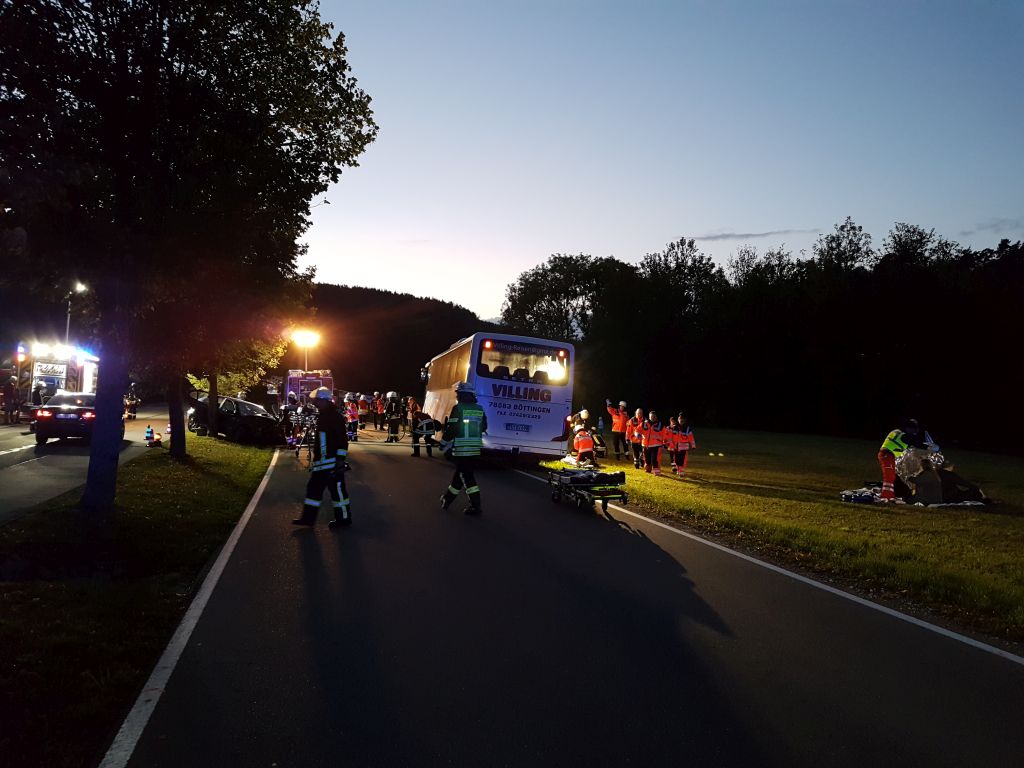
xmin=0 ymin=1 xmax=377 ymax=508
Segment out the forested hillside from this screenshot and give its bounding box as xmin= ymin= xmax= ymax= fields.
xmin=308 ymin=284 xmax=499 ymax=395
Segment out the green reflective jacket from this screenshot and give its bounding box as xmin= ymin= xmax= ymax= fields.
xmin=880 ymin=429 xmax=910 ymax=456
xmin=444 ymin=402 xmax=487 ymax=457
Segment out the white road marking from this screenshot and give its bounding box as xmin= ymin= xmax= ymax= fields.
xmin=99 ymin=449 xmax=280 ymax=768
xmin=515 ymin=469 xmax=1024 ymax=667
xmin=0 ymin=443 xmax=34 ymax=457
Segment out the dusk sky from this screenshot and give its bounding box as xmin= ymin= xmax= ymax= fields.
xmin=305 ymin=1 xmax=1024 ymax=320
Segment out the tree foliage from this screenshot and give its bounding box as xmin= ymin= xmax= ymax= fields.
xmin=0 ymin=0 xmax=377 ymax=506
xmin=500 ymin=221 xmax=1024 ymax=452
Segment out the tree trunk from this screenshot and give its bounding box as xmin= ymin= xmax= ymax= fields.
xmin=167 ymin=373 xmax=186 ymax=459
xmin=208 ymin=372 xmax=219 ymax=437
xmin=81 ymin=295 xmax=130 ymax=512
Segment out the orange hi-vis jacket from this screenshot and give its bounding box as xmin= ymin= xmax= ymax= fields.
xmin=374 ymin=397 xmax=385 ymax=414
xmin=574 ymin=430 xmax=595 ymax=453
xmin=674 ymin=426 xmax=696 ymax=451
xmin=607 ymin=405 xmax=629 ymax=433
xmin=627 ymin=417 xmax=644 ymax=443
xmin=640 ymin=420 xmax=666 ymax=448
xmin=346 ymin=402 xmax=359 ymax=422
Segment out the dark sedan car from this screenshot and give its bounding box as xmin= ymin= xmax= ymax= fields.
xmin=34 ymin=391 xmax=125 ymax=445
xmin=186 ymin=393 xmax=284 ymax=445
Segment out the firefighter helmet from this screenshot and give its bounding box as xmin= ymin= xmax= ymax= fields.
xmin=618 ymin=400 xmax=627 ymax=408
xmin=579 ymin=409 xmax=589 ymax=421
xmin=343 ymin=392 xmax=357 ymax=402
xmin=386 ymin=390 xmax=398 ymax=399
xmin=454 ymin=382 xmax=475 ymax=395
xmin=312 ymin=387 xmax=332 ymax=401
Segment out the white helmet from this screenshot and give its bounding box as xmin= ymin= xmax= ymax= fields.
xmin=454 ymin=382 xmax=475 ymax=394
xmin=343 ymin=392 xmax=356 ymax=402
xmin=386 ymin=390 xmax=398 ymax=399
xmin=619 ymin=400 xmax=627 ymax=408
xmin=374 ymin=391 xmax=380 ymax=397
xmin=579 ymin=409 xmax=590 ymax=420
xmin=573 ymin=423 xmax=584 ymax=433
xmin=312 ymin=387 xmax=332 ymax=401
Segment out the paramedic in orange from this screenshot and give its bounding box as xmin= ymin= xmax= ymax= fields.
xmin=605 ymin=399 xmax=629 ymax=460
xmin=627 ymin=408 xmax=645 ymax=469
xmin=640 ymin=411 xmax=666 ymax=475
xmin=573 ymin=424 xmax=596 ymax=466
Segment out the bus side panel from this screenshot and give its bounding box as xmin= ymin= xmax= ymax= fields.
xmin=423 ymin=389 xmax=455 ymax=434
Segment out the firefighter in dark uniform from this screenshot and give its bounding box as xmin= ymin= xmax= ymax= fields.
xmin=439 ymin=382 xmax=487 ymax=515
xmin=410 ymin=403 xmax=438 ymax=457
xmin=293 ymin=387 xmax=351 ymax=528
xmin=384 ymin=390 xmax=403 ymax=443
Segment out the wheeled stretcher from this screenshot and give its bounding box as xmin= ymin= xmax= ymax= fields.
xmin=548 ymin=468 xmax=628 ymax=512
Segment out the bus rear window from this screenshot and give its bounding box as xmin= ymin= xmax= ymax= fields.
xmin=476 ymin=340 xmax=570 ymax=385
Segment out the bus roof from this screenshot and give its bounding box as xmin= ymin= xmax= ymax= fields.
xmin=424 ymin=332 xmax=575 ymax=366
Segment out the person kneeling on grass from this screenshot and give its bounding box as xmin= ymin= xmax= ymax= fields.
xmin=573 ymin=424 xmax=596 ymax=467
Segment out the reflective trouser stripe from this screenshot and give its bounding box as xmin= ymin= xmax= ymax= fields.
xmin=333 ymin=500 xmax=350 ymax=507
xmin=466 ymin=486 xmax=480 ymax=495
xmin=304 ymin=498 xmax=322 ymax=507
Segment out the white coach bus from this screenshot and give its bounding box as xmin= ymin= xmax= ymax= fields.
xmin=421 ymin=333 xmax=574 ymax=456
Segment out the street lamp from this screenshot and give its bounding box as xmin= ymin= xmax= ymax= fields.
xmin=65 ymin=281 xmax=87 ymax=345
xmin=291 ymin=329 xmax=320 ymax=371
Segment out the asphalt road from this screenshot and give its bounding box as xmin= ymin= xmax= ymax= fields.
xmin=122 ymin=439 xmax=1024 ymax=768
xmin=0 ymin=405 xmax=164 ymax=524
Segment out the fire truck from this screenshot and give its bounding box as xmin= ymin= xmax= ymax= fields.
xmin=4 ymin=341 xmax=100 ymax=400
xmin=284 ymin=369 xmax=335 ymax=404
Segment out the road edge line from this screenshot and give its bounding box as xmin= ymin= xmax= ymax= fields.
xmin=515 ymin=469 xmax=1024 ymax=667
xmin=98 ymin=448 xmax=281 ymax=768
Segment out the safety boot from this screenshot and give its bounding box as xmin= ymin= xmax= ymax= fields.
xmin=329 ymin=508 xmax=352 ymax=529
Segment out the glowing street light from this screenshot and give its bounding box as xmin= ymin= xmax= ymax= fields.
xmin=65 ymin=281 xmax=87 ymax=345
xmin=291 ymin=329 xmax=320 ymax=371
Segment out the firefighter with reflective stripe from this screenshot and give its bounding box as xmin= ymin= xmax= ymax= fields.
xmin=410 ymin=404 xmax=438 ymax=457
xmin=440 ymin=381 xmax=487 ymax=515
xmin=573 ymin=423 xmax=596 ymax=466
xmin=627 ymin=408 xmax=646 ymax=469
xmin=605 ymin=399 xmax=629 ymax=460
xmin=384 ymin=391 xmax=403 ymax=442
xmin=293 ymin=387 xmax=351 ymax=528
xmin=877 ymin=419 xmax=931 ymax=501
xmin=639 ymin=411 xmax=666 ymax=475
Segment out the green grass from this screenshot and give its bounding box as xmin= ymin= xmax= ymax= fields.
xmin=0 ymin=433 xmax=272 ymax=768
xmin=543 ymin=428 xmax=1024 ymax=641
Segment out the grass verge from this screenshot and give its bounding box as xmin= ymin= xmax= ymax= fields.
xmin=542 ymin=428 xmax=1024 ymax=642
xmin=0 ymin=433 xmax=272 ymax=768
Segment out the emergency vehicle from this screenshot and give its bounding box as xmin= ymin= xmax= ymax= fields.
xmin=285 ymin=369 xmax=335 ymax=404
xmin=8 ymin=341 xmax=100 ymax=399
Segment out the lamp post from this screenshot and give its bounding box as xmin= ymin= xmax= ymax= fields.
xmin=291 ymin=329 xmax=321 ymax=372
xmin=65 ymin=281 xmax=87 ymax=345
